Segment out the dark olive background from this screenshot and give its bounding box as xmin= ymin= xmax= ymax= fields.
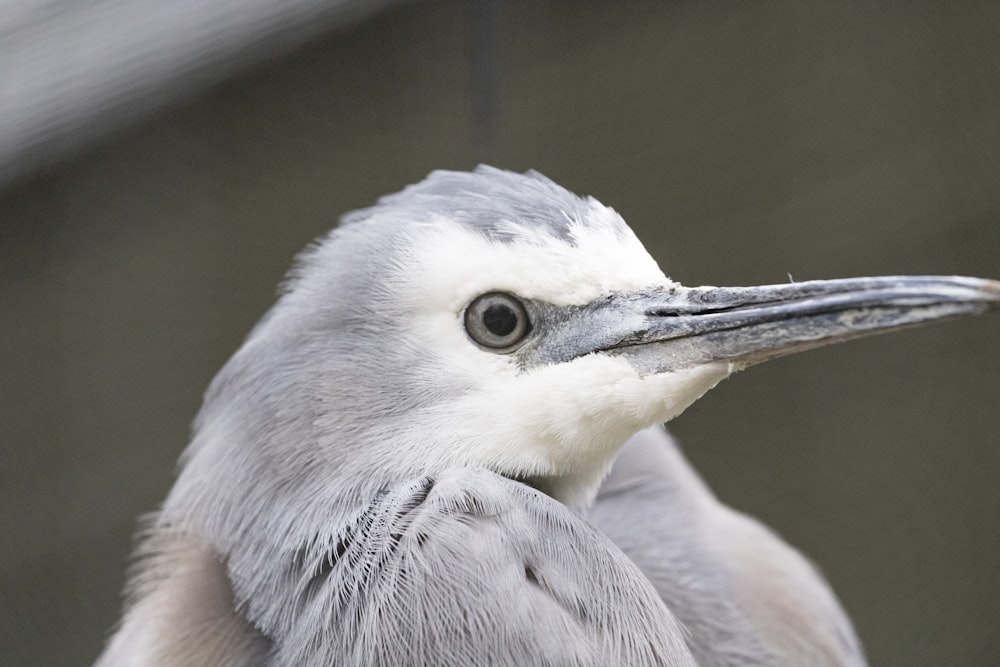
xmin=3 ymin=2 xmax=999 ymax=665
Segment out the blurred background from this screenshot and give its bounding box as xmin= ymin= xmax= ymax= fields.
xmin=2 ymin=1 xmax=999 ymax=664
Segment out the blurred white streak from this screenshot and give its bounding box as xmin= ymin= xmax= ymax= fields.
xmin=0 ymin=0 xmax=403 ymax=187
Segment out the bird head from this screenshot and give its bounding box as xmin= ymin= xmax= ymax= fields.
xmin=167 ymin=166 xmax=1000 ymax=545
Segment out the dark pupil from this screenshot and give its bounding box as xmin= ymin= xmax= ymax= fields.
xmin=483 ymin=303 xmax=518 ymax=337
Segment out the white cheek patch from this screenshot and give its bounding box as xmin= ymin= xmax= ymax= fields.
xmin=370 ymin=201 xmax=724 ymax=505
xmin=392 ymin=202 xmax=670 ymax=314
xmin=454 ymin=355 xmax=729 ymax=470
xmin=404 ymin=350 xmax=730 ymax=505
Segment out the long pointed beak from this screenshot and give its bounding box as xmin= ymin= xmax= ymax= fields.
xmin=536 ymin=276 xmax=1000 ymax=374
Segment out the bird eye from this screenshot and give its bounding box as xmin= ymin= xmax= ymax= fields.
xmin=464 ymin=292 xmax=532 ymax=350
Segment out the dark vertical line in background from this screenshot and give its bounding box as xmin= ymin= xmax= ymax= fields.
xmin=468 ymin=0 xmax=503 ymax=161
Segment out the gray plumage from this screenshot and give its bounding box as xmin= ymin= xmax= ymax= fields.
xmin=591 ymin=426 xmax=865 ymax=666
xmin=347 ymin=167 xmax=613 ymax=245
xmin=96 ymin=166 xmax=1000 ymax=666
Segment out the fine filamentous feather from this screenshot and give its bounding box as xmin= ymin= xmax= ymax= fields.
xmin=98 ymin=428 xmax=865 ymax=667
xmin=273 ymin=467 xmax=696 ymax=666
xmin=99 ymin=467 xmax=697 ymax=667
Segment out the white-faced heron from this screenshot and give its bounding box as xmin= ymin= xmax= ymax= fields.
xmin=96 ymin=166 xmax=1000 ymax=666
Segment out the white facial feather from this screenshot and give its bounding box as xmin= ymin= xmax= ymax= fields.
xmin=362 ymin=203 xmax=729 ymax=506
xmin=394 ymin=201 xmax=669 ymax=311
xmin=416 ymin=357 xmax=729 ymax=506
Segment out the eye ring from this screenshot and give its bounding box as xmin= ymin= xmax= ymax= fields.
xmin=464 ymin=292 xmax=532 ymax=351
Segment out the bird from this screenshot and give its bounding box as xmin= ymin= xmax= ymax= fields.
xmin=95 ymin=166 xmax=1000 ymax=666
